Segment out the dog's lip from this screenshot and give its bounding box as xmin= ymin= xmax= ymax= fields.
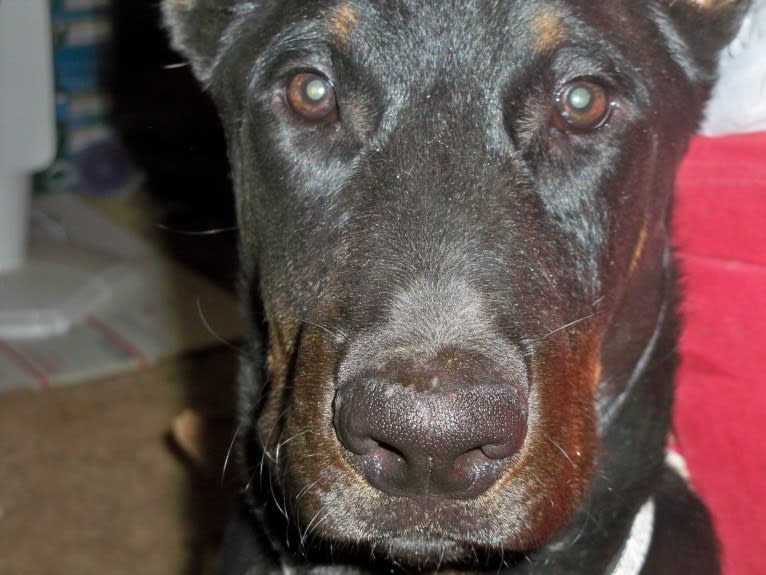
xmin=340 ymin=494 xmax=511 ymax=539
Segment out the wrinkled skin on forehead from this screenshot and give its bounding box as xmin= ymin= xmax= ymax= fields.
xmin=162 ymin=0 xmax=747 ymax=572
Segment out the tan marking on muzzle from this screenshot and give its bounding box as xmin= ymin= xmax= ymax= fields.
xmin=591 ymin=358 xmax=603 ymax=393
xmin=686 ymin=0 xmax=737 ymax=10
xmin=263 ymin=297 xmax=301 ymax=398
xmin=328 ymin=3 xmax=359 ymax=49
xmin=259 ymin=313 xmax=299 ymax=453
xmin=166 ymin=0 xmax=196 ymax=11
xmin=629 ymin=222 xmax=650 ymax=276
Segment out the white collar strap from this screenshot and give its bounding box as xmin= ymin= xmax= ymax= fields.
xmin=608 ymin=497 xmax=655 ymax=575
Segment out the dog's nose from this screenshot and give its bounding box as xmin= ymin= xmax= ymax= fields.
xmin=334 ymin=358 xmax=527 ymax=500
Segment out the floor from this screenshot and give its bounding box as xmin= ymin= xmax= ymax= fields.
xmin=0 ymin=348 xmax=240 ymax=575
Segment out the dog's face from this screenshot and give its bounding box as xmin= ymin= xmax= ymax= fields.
xmin=164 ymin=0 xmax=744 ymax=569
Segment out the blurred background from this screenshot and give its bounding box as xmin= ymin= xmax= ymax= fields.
xmin=1 ymin=2 xmax=242 ymax=573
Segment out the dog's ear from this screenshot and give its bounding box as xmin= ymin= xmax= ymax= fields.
xmin=659 ymin=0 xmax=751 ymax=70
xmin=161 ymin=0 xmax=257 ymax=84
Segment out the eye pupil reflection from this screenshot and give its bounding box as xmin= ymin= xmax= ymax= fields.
xmin=568 ymin=86 xmax=592 ymax=110
xmin=305 ymin=78 xmax=328 ymax=102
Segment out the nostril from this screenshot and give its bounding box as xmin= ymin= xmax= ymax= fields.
xmin=481 ymin=439 xmax=522 ymax=460
xmin=354 ymin=440 xmax=412 ymax=492
xmin=354 ymin=438 xmax=408 ymax=466
xmin=373 ymin=440 xmax=406 ymax=463
xmin=456 ymin=448 xmax=499 ymax=476
xmin=452 ymin=446 xmax=513 ymax=486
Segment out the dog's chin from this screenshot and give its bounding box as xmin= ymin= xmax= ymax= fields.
xmin=325 ymin=534 xmax=513 ymax=571
xmin=289 ymin=497 xmax=549 ymax=571
xmin=372 ymin=536 xmax=482 ymax=568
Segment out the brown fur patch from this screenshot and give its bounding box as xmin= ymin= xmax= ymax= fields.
xmin=257 ymin=297 xmax=301 ymax=451
xmin=685 ymin=0 xmax=736 ymax=10
xmin=166 ymin=0 xmax=196 ymax=12
xmin=590 ymin=358 xmax=603 ymax=393
xmin=628 ymin=222 xmax=650 ymax=276
xmin=328 ymin=3 xmax=360 ymax=49
xmin=532 ymin=10 xmax=566 ymax=53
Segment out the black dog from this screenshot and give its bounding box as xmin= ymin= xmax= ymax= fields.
xmin=162 ymin=1 xmax=747 ymax=573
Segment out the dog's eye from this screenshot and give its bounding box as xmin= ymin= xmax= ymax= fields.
xmin=286 ymin=72 xmax=338 ymax=124
xmin=553 ymin=80 xmax=612 ymax=132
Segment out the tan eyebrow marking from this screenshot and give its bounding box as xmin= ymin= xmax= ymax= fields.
xmin=532 ymin=9 xmax=567 ymax=53
xmin=328 ymin=3 xmax=360 ymax=49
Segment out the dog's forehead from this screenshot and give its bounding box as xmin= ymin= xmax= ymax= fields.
xmin=241 ymin=0 xmax=649 ymax=91
xmin=322 ymin=0 xmax=575 ymax=63
xmin=324 ymin=1 xmax=559 ymax=44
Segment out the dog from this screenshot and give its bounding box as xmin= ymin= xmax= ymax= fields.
xmin=162 ymin=1 xmax=748 ymax=573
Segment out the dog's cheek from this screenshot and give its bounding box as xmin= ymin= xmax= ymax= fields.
xmin=540 ymin=334 xmax=600 ymax=501
xmin=275 ymin=332 xmax=368 ymax=523
xmin=256 ymin=347 xmax=290 ymax=456
xmin=493 ymin=330 xmax=600 ymax=547
xmin=255 ymin=296 xmax=299 ymax=446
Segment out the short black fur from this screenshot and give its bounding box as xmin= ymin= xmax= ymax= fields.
xmin=162 ymin=1 xmax=749 ymax=573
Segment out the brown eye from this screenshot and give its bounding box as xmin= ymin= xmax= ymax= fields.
xmin=554 ymin=80 xmax=611 ymax=132
xmin=286 ymin=72 xmax=338 ymax=124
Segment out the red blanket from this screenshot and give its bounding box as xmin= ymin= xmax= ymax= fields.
xmin=674 ymin=132 xmax=766 ymax=575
